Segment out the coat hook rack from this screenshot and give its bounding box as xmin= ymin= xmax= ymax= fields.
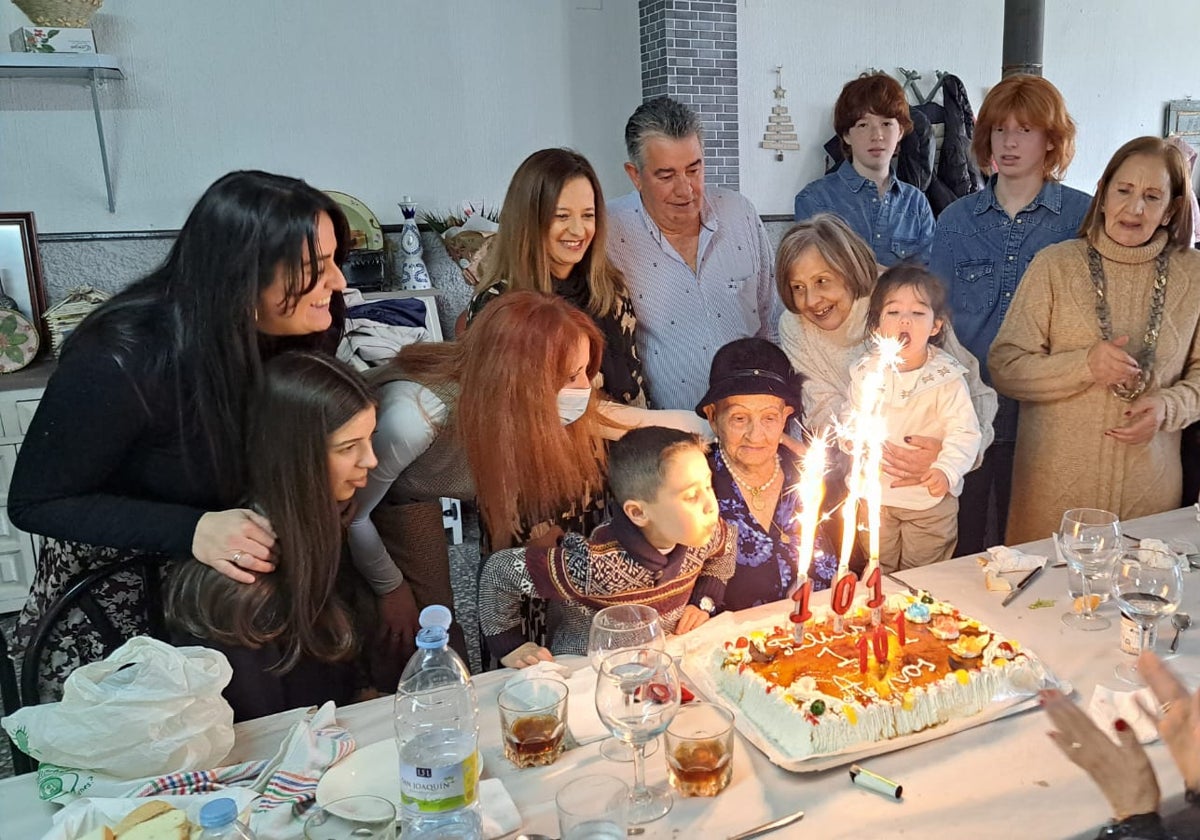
xmin=897 ymin=67 xmax=947 ymax=106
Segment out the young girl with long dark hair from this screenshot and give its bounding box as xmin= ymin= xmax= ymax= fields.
xmin=168 ymin=352 xmax=377 ymax=720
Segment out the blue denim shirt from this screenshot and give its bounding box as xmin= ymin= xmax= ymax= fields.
xmin=794 ymin=160 xmax=935 ymax=266
xmin=930 ymin=176 xmax=1092 ymax=440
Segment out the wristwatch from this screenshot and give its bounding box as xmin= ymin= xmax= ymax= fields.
xmin=698 ymin=596 xmax=716 ymax=615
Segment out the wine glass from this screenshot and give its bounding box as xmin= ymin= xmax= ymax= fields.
xmin=1112 ymin=547 xmax=1183 ymax=684
xmin=595 ymin=649 xmax=681 ymax=825
xmin=587 ymin=605 xmax=665 ymax=761
xmin=1056 ymin=508 xmax=1122 ymax=631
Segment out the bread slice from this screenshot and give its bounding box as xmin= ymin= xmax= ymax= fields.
xmin=114 ymin=802 xmax=174 ymax=835
xmin=76 ymin=826 xmax=115 ymax=840
xmin=117 ymin=809 xmax=189 ymax=840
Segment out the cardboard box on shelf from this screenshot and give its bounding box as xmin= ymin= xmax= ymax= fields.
xmin=9 ymin=26 xmax=96 ymax=54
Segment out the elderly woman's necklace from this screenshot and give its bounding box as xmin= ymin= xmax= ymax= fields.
xmin=723 ymin=451 xmax=781 ymax=511
xmin=1086 ymin=245 xmax=1169 ymax=402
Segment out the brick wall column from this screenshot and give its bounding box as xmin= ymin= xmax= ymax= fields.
xmin=638 ymin=0 xmax=739 ymax=190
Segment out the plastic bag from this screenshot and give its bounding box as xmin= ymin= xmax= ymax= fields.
xmin=1 ymin=636 xmax=235 ymax=778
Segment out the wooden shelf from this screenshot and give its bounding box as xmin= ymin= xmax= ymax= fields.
xmin=0 ymin=52 xmax=123 ymax=79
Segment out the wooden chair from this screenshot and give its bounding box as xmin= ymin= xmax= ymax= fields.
xmin=20 ymin=556 xmax=168 ymax=705
xmin=0 ymin=622 xmax=33 ymax=775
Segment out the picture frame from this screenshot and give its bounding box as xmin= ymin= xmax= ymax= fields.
xmin=0 ymin=211 xmax=48 ymax=347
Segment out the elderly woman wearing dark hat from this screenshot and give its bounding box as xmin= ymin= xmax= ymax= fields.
xmin=697 ymin=338 xmax=838 ymax=611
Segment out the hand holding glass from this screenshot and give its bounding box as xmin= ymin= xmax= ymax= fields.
xmin=1056 ymin=508 xmax=1122 ymax=631
xmin=595 ymin=649 xmax=681 ymax=825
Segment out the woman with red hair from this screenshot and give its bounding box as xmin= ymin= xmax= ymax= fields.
xmin=347 ymin=290 xmax=706 ymax=659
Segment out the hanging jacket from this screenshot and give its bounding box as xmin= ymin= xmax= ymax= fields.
xmin=934 ymin=73 xmax=983 ymax=203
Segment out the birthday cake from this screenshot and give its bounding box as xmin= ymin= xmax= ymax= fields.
xmin=707 ymin=593 xmax=1045 ymax=760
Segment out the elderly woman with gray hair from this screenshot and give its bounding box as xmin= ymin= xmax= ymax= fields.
xmin=696 ymin=338 xmax=838 ymax=610
xmin=607 ymin=95 xmax=779 ymax=411
xmin=776 ymin=213 xmax=996 ymax=490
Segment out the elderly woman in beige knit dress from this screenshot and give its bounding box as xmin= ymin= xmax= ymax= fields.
xmin=989 ymin=137 xmax=1200 ymax=544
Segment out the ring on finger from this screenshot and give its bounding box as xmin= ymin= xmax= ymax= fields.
xmin=1069 ymin=741 xmax=1083 ymax=750
xmin=232 ymin=550 xmax=244 ymax=565
xmin=1161 ymin=701 xmax=1175 ymax=716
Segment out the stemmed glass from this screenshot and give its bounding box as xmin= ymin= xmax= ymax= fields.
xmin=1056 ymin=508 xmax=1122 ymax=631
xmin=1112 ymin=547 xmax=1183 ymax=684
xmin=595 ymin=649 xmax=681 ymax=825
xmin=587 ymin=605 xmax=665 ymax=761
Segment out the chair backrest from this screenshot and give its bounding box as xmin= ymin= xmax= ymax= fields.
xmin=0 ymin=623 xmax=34 ymax=775
xmin=19 ymin=556 xmax=168 ymax=708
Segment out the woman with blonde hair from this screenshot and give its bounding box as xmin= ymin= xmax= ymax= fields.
xmin=349 ymin=291 xmax=705 ymax=656
xmin=991 ymin=136 xmax=1200 ymax=543
xmin=467 ymin=147 xmax=646 ymax=406
xmin=931 ymin=74 xmax=1091 ymax=553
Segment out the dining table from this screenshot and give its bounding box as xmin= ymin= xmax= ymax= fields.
xmin=3 ymin=506 xmax=1200 ymax=840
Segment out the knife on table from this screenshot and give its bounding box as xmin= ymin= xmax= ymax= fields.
xmin=884 ymin=572 xmax=918 ymax=595
xmin=726 ymin=809 xmax=805 ymax=840
xmin=1001 ymin=562 xmax=1046 ymax=607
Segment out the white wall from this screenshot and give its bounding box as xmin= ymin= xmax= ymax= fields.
xmin=0 ymin=0 xmax=642 ymax=233
xmin=1047 ymin=0 xmax=1200 ymax=197
xmin=738 ymin=0 xmax=1200 ymax=216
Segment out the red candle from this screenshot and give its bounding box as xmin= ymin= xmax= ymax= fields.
xmin=865 ymin=566 xmax=884 ymax=609
xmin=897 ymin=612 xmax=907 ymax=646
xmin=789 ymin=578 xmax=813 ymax=624
xmin=831 ymin=572 xmax=857 ymax=616
xmin=872 ymin=625 xmax=888 ymax=663
xmin=857 ymin=635 xmax=868 ymax=673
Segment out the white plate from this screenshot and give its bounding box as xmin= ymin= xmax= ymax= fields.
xmin=316 ymin=739 xmax=399 ymax=815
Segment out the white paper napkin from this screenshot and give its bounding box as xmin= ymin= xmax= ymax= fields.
xmin=984 ymin=545 xmax=1047 ymax=573
xmin=563 ymin=666 xmax=609 ymax=745
xmin=480 ymin=778 xmax=521 ymax=839
xmin=1087 ymin=684 xmax=1159 ymax=744
xmin=504 ymin=663 xmax=608 ymax=746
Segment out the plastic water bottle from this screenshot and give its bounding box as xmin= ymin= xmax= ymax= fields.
xmin=197 ymin=798 xmax=256 ymax=840
xmin=395 ymin=605 xmax=482 ymax=839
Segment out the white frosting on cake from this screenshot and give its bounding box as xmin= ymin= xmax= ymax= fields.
xmin=709 ymin=595 xmax=1040 ymax=759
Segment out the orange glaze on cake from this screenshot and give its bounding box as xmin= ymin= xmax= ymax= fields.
xmin=728 ymin=607 xmax=1003 ymax=707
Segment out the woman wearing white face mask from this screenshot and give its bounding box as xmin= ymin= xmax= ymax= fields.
xmin=347 ymin=291 xmax=708 ymax=657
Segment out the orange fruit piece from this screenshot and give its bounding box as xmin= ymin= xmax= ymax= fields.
xmin=1072 ymin=594 xmax=1102 ymax=613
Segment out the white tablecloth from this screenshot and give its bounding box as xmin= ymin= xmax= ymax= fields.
xmin=3 ymin=507 xmax=1200 ymax=840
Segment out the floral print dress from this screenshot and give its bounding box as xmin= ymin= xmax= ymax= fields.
xmin=709 ymin=446 xmax=837 ymax=611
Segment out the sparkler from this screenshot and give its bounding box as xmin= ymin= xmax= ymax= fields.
xmin=788 ymin=434 xmax=828 ymax=639
xmin=833 ymin=335 xmax=905 ymax=628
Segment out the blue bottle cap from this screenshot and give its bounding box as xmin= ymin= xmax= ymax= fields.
xmin=415 ymin=625 xmax=449 ymax=650
xmin=199 ymin=797 xmax=238 ymax=828
xmin=419 ymin=605 xmax=452 ymax=630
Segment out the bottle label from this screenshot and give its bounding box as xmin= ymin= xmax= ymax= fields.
xmin=399 ymin=750 xmax=479 ymax=813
